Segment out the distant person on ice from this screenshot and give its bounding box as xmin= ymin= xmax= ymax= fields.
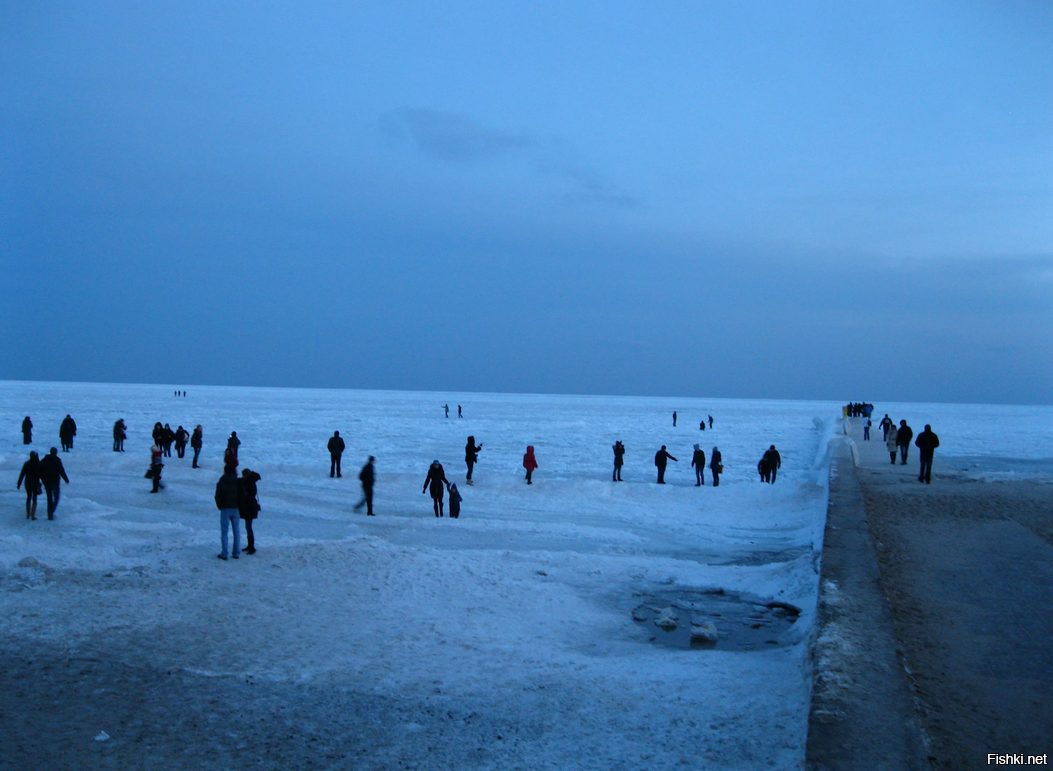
xmin=174 ymin=425 xmax=190 ymax=458
xmin=699 ymin=420 xmax=705 ymax=431
xmin=22 ymin=416 xmax=32 ymax=444
xmin=225 ymin=432 xmax=240 ymax=468
xmin=448 ymin=482 xmax=462 ymax=519
xmin=896 ymin=420 xmax=913 ymax=465
xmin=149 ymin=444 xmax=164 ymax=493
xmin=423 ymin=460 xmax=450 ymax=517
xmin=612 ymin=441 xmax=625 ymax=481
xmin=113 ymin=419 xmax=127 ymax=452
xmin=672 ymin=411 xmax=677 ymax=427
xmin=458 ymin=405 xmax=463 ymax=418
xmin=885 ymin=423 xmax=899 ymax=465
xmin=879 ymin=414 xmax=893 ymax=441
xmin=465 ymin=436 xmax=482 ymax=485
xmin=354 ymin=456 xmax=375 ymax=515
xmin=444 ymin=404 xmax=449 ymax=418
xmin=915 ymin=425 xmax=940 ymax=484
xmin=328 ymin=431 xmax=345 ymax=478
xmin=863 ymin=418 xmax=871 ymax=441
xmin=691 ymin=444 xmax=706 ymax=486
xmin=523 ymin=446 xmax=538 ymax=484
xmin=708 ymin=415 xmax=713 ymax=429
xmin=654 ymin=445 xmax=677 ymax=484
xmin=59 ymin=415 xmax=77 ymax=451
xmin=214 ymin=464 xmax=245 ymax=560
xmin=710 ymin=447 xmax=722 ymax=486
xmin=38 ymin=448 xmax=69 ymax=519
xmin=162 ymin=423 xmax=175 ymax=457
xmin=762 ymin=445 xmax=781 ymax=484
xmin=17 ymin=450 xmax=42 ymax=520
xmin=239 ymin=468 xmax=261 ymax=554
xmin=191 ymin=425 xmax=203 ymax=468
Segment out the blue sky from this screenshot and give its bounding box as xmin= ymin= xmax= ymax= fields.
xmin=3 ymin=1 xmax=1051 ymax=403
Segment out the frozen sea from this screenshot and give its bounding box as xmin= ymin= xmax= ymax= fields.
xmin=1 ymin=381 xmax=1051 ymax=769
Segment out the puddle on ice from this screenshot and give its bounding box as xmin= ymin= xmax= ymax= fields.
xmin=631 ymin=589 xmax=800 ymax=651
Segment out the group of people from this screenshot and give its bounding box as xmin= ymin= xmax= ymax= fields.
xmin=623 ymin=442 xmax=726 ymax=486
xmin=670 ymin=412 xmax=715 ymax=431
xmin=442 ymin=404 xmax=463 ymax=418
xmin=147 ymin=423 xmax=205 ymax=492
xmin=845 ymin=402 xmax=874 ymax=418
xmin=873 ymin=415 xmax=940 ymax=483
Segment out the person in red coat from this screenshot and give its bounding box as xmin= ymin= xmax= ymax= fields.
xmin=523 ymin=446 xmax=538 ymax=484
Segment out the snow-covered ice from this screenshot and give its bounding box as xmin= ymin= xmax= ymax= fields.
xmin=15 ymin=383 xmax=1049 ymax=767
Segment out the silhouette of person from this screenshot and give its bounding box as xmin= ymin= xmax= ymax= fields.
xmin=59 ymin=415 xmax=76 ymax=451
xmin=17 ymin=451 xmax=41 ymax=520
xmin=22 ymin=416 xmax=32 ymax=445
xmin=672 ymin=411 xmax=677 ymax=427
xmin=523 ymin=446 xmax=538 ymax=484
xmin=710 ymin=447 xmax=722 ymax=486
xmin=654 ymin=445 xmax=678 ymax=483
xmin=612 ymin=441 xmax=625 ymax=481
xmin=38 ymin=448 xmax=69 ymax=518
xmin=355 ymin=456 xmax=375 ymax=515
xmin=444 ymin=404 xmax=449 ymax=418
xmin=423 ymin=460 xmax=450 ymax=517
xmin=915 ymin=425 xmax=940 ymax=484
xmin=458 ymin=405 xmax=463 ymax=418
xmin=465 ymin=436 xmax=482 ymax=485
xmin=691 ymin=444 xmax=706 ymax=486
xmin=328 ymin=431 xmax=345 ymax=477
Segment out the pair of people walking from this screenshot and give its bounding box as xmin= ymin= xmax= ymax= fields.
xmin=17 ymin=448 xmax=68 ymax=520
xmin=758 ymin=445 xmax=781 ymax=484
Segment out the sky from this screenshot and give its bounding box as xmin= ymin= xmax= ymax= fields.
xmin=2 ymin=1 xmax=1051 ymax=404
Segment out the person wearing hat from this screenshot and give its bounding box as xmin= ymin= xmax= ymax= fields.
xmin=423 ymin=460 xmax=450 ymax=517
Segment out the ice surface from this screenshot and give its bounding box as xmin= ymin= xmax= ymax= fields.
xmin=3 ymin=381 xmax=842 ymax=768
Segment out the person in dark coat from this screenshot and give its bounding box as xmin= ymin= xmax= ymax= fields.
xmin=191 ymin=425 xmax=203 ymax=468
xmin=879 ymin=414 xmax=893 ymax=441
xmin=38 ymin=448 xmax=69 ymax=520
xmin=224 ymin=432 xmax=240 ymax=468
xmin=708 ymin=415 xmax=714 ymax=429
xmin=523 ymin=446 xmax=538 ymax=484
xmin=161 ymin=424 xmax=175 ymax=457
xmin=896 ymin=420 xmax=913 ymax=465
xmin=691 ymin=444 xmax=706 ymax=486
xmin=152 ymin=422 xmax=164 ymax=449
xmin=214 ymin=464 xmax=245 ymax=560
xmin=710 ymin=447 xmax=722 ymax=487
xmin=174 ymin=426 xmax=190 ymax=458
xmin=22 ymin=416 xmax=32 ymax=445
xmin=239 ymin=468 xmax=262 ymax=554
xmin=464 ymin=436 xmax=482 ymax=485
xmin=17 ymin=451 xmax=42 ymax=520
xmin=654 ymin=445 xmax=678 ymax=484
xmin=458 ymin=405 xmax=463 ymax=418
xmin=328 ymin=431 xmax=345 ymax=478
xmin=672 ymin=411 xmax=677 ymax=427
xmin=59 ymin=415 xmax=77 ymax=451
xmin=448 ymin=482 xmax=462 ymax=519
xmin=113 ymin=419 xmax=127 ymax=452
xmin=762 ymin=445 xmax=781 ymax=484
xmin=699 ymin=420 xmax=705 ymax=431
xmin=612 ymin=441 xmax=625 ymax=481
xmin=354 ymin=456 xmax=375 ymax=515
xmin=758 ymin=455 xmax=770 ymax=483
xmin=443 ymin=404 xmax=449 ymax=418
xmin=423 ymin=461 xmax=450 ymax=517
xmin=915 ymin=425 xmax=940 ymax=484
xmin=149 ymin=444 xmax=164 ymax=493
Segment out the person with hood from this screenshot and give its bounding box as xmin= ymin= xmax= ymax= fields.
xmin=915 ymin=425 xmax=940 ymax=484
xmin=239 ymin=468 xmax=262 ymax=554
xmin=22 ymin=416 xmax=32 ymax=445
xmin=763 ymin=445 xmax=781 ymax=484
xmin=38 ymin=448 xmax=69 ymax=519
xmin=654 ymin=445 xmax=678 ymax=484
xmin=152 ymin=422 xmax=164 ymax=449
xmin=464 ymin=436 xmax=482 ymax=485
xmin=214 ymin=464 xmax=245 ymax=560
xmin=523 ymin=446 xmax=538 ymax=484
xmin=758 ymin=454 xmax=770 ymax=483
xmin=423 ymin=460 xmax=450 ymax=517
xmin=59 ymin=415 xmax=77 ymax=451
xmin=448 ymin=482 xmax=462 ymax=519
xmin=879 ymin=414 xmax=893 ymax=441
xmin=699 ymin=420 xmax=705 ymax=431
xmin=17 ymin=451 xmax=42 ymax=520
xmin=612 ymin=440 xmax=625 ymax=481
xmin=191 ymin=425 xmax=203 ymax=468
xmin=113 ymin=419 xmax=127 ymax=452
xmin=224 ymin=432 xmax=240 ymax=468
xmin=354 ymin=456 xmax=375 ymax=515
xmin=691 ymin=444 xmax=706 ymax=486
xmin=174 ymin=425 xmax=190 ymax=458
xmin=149 ymin=444 xmax=164 ymax=493
xmin=885 ymin=422 xmax=899 ymax=465
xmin=458 ymin=405 xmax=463 ymax=418
xmin=327 ymin=431 xmax=345 ymax=478
xmin=709 ymin=447 xmax=722 ymax=487
xmin=161 ymin=423 xmax=175 ymax=457
xmin=896 ymin=420 xmax=913 ymax=465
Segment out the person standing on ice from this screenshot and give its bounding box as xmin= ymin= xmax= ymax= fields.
xmin=863 ymin=418 xmax=871 ymax=441
xmin=763 ymin=445 xmax=781 ymax=484
xmin=225 ymin=432 xmax=240 ymax=468
xmin=17 ymin=451 xmax=42 ymax=520
xmin=113 ymin=419 xmax=127 ymax=452
xmin=896 ymin=420 xmax=913 ymax=465
xmin=612 ymin=441 xmax=625 ymax=481
xmin=709 ymin=447 xmax=722 ymax=487
xmin=38 ymin=448 xmax=69 ymax=519
xmin=448 ymin=482 xmax=462 ymax=518
xmin=464 ymin=436 xmax=482 ymax=485
xmin=214 ymin=464 xmax=245 ymax=560
xmin=327 ymin=431 xmax=345 ymax=478
xmin=885 ymin=423 xmax=899 ymax=465
xmin=161 ymin=423 xmax=175 ymax=457
xmin=915 ymin=425 xmax=940 ymax=484
xmin=191 ymin=425 xmax=203 ymax=468
xmin=59 ymin=415 xmax=77 ymax=451
xmin=174 ymin=425 xmax=190 ymax=458
xmin=22 ymin=416 xmax=32 ymax=445
xmin=691 ymin=444 xmax=706 ymax=486
xmin=708 ymin=415 xmax=714 ymax=429
xmin=423 ymin=460 xmax=450 ymax=517
xmin=354 ymin=456 xmax=375 ymax=515
xmin=879 ymin=414 xmax=893 ymax=441
xmin=149 ymin=444 xmax=164 ymax=493
xmin=654 ymin=445 xmax=677 ymax=484
xmin=239 ymin=468 xmax=261 ymax=554
xmin=699 ymin=420 xmax=705 ymax=431
xmin=523 ymin=446 xmax=538 ymax=484
xmin=152 ymin=422 xmax=164 ymax=449
xmin=672 ymin=411 xmax=677 ymax=427
xmin=443 ymin=404 xmax=449 ymax=418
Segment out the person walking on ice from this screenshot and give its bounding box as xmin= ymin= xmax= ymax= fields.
xmin=214 ymin=463 xmax=245 ymax=560
xmin=523 ymin=446 xmax=538 ymax=484
xmin=448 ymin=482 xmax=462 ymax=518
xmin=762 ymin=445 xmax=781 ymax=484
xmin=612 ymin=441 xmax=625 ymax=481
xmin=915 ymin=425 xmax=940 ymax=484
xmin=38 ymin=448 xmax=69 ymax=519
xmin=691 ymin=444 xmax=706 ymax=486
xmin=896 ymin=420 xmax=913 ymax=465
xmin=17 ymin=451 xmax=42 ymax=520
xmin=443 ymin=404 xmax=449 ymax=418
xmin=59 ymin=415 xmax=76 ymax=451
xmin=709 ymin=447 xmax=722 ymax=486
xmin=879 ymin=414 xmax=893 ymax=441
xmin=654 ymin=445 xmax=677 ymax=484
xmin=464 ymin=436 xmax=482 ymax=485
xmin=22 ymin=416 xmax=32 ymax=445
xmin=885 ymin=423 xmax=899 ymax=465
xmin=672 ymin=411 xmax=677 ymax=427
xmin=328 ymin=431 xmax=345 ymax=478
xmin=423 ymin=460 xmax=450 ymax=517
xmin=354 ymin=456 xmax=375 ymax=515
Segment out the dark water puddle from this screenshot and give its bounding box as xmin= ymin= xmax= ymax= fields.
xmin=632 ymin=589 xmax=800 ymax=651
